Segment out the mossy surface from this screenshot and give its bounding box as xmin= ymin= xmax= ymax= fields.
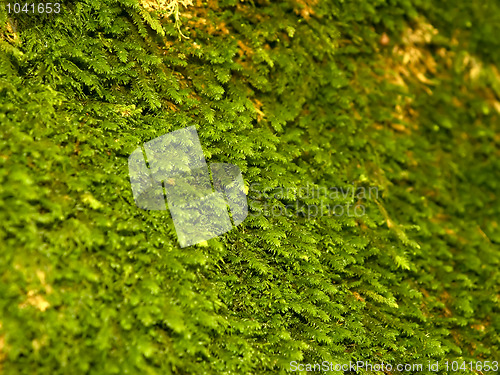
xmin=1 ymin=0 xmax=499 ymax=373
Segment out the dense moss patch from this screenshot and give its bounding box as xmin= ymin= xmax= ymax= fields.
xmin=1 ymin=0 xmax=499 ymax=373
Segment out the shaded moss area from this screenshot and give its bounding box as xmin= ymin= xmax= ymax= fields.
xmin=0 ymin=0 xmax=499 ymax=373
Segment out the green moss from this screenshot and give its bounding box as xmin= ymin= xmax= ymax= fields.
xmin=0 ymin=0 xmax=499 ymax=373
